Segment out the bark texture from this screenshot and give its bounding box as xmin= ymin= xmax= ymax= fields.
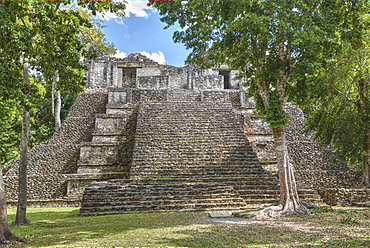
xmin=0 ymin=170 xmax=24 ymax=244
xmin=55 ymin=90 xmax=61 ymax=131
xmin=359 ymin=78 xmax=369 ymax=187
xmin=12 ymin=62 xmax=31 ymax=226
xmin=259 ymin=127 xmax=311 ymax=217
xmin=361 ymin=133 xmax=370 ymax=187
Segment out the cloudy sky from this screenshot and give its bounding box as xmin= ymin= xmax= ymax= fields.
xmin=99 ymin=1 xmax=190 ymax=67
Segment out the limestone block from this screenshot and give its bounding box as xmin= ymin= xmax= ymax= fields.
xmin=321 ymin=188 xmax=370 ymax=206
xmin=201 ymin=91 xmax=230 ymax=102
xmin=108 ymin=91 xmax=127 ymax=105
xmin=106 ymin=108 xmax=133 ymax=115
xmin=294 ymin=170 xmax=362 ymax=189
xmin=140 ymin=89 xmax=168 ymax=102
xmin=79 ymin=144 xmax=120 ymax=165
xmin=244 ymin=118 xmax=272 ymax=135
xmin=138 ymin=76 xmax=168 ymax=89
xmin=168 ymin=74 xmax=188 ymax=89
xmin=66 ymin=93 xmax=107 ymax=118
xmin=137 ymin=67 xmax=162 ymax=77
xmin=95 ymin=117 xmax=126 ymax=133
xmin=92 ymin=135 xmax=125 ymax=143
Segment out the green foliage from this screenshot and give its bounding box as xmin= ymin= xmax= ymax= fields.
xmin=265 ymin=93 xmax=290 ymax=128
xmin=0 ymin=99 xmax=21 ymax=165
xmin=30 ymin=85 xmax=77 ymax=146
xmin=304 ymin=99 xmax=364 ymax=167
xmin=78 ymin=9 xmax=117 ymax=57
xmin=151 ymin=0 xmax=358 ymax=129
xmin=299 ymin=39 xmax=370 ymax=168
xmin=254 ymin=92 xmax=290 ymax=128
xmin=313 ymin=206 xmax=335 ymax=213
xmin=0 ymin=0 xmax=126 ymax=164
xmin=341 ymin=217 xmax=360 ymax=225
xmin=152 ymin=0 xmax=370 ymax=178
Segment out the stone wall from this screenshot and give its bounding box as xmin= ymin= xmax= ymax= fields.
xmin=84 ymin=54 xmax=242 ymax=91
xmin=322 ymin=188 xmax=370 ymax=206
xmin=239 ymin=99 xmax=361 ymax=190
xmin=5 ymin=53 xmax=364 ymax=206
xmin=4 ymin=93 xmax=107 ymax=203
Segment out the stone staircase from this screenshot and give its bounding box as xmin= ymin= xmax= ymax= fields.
xmin=79 ymin=179 xmax=249 ymax=215
xmin=66 ymin=89 xmax=134 ymax=199
xmin=78 ymin=89 xmax=323 ymax=215
xmin=130 ymin=101 xmax=266 ymax=179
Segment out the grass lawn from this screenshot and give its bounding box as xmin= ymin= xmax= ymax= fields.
xmin=7 ymin=206 xmax=370 ymax=247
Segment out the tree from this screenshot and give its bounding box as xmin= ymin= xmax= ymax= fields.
xmin=302 ymin=42 xmax=370 ymax=187
xmin=78 ymin=8 xmax=117 ymax=57
xmin=48 ymin=7 xmax=118 ymax=132
xmin=291 ymin=1 xmax=370 ymax=188
xmin=0 ymin=99 xmax=21 ymax=165
xmin=0 ymin=0 xmax=125 ymax=241
xmin=151 ymin=0 xmax=362 ymax=216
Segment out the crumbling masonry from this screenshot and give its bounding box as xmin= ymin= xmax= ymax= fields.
xmin=4 ymin=53 xmax=367 ymax=213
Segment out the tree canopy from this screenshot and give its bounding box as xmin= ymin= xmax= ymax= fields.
xmin=0 ymin=0 xmax=123 ymax=164
xmin=151 ymin=0 xmax=370 ymax=214
xmin=301 ymin=39 xmax=370 ymax=186
xmin=0 ymin=0 xmax=126 ymax=240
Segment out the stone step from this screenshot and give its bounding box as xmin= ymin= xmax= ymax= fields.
xmin=78 ymin=144 xmax=121 ymax=165
xmin=79 ymin=202 xmax=248 ymax=216
xmin=77 ymin=165 xmax=130 ymax=174
xmin=129 ymin=164 xmax=264 ymax=170
xmin=82 ymin=188 xmax=239 ymax=198
xmin=79 ymin=179 xmax=250 ymax=215
xmin=131 ymin=154 xmax=259 ymax=159
xmin=82 ymin=198 xmax=247 ymax=207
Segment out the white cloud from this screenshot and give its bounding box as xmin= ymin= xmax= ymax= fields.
xmin=114 ymin=50 xmax=127 ymax=59
xmin=140 ymin=51 xmax=167 ymax=64
xmin=125 ymin=1 xmax=153 ymax=19
xmin=97 ymin=1 xmax=153 ymax=23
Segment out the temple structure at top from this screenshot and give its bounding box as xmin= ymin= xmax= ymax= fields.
xmin=84 ymin=53 xmax=244 ymax=91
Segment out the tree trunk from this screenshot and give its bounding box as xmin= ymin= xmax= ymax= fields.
xmin=51 ymin=80 xmax=55 ymax=117
xmin=0 ymin=170 xmax=24 ymax=244
xmin=259 ymin=127 xmax=311 ymax=217
xmin=359 ymin=78 xmax=369 ymax=187
xmin=361 ymin=132 xmax=370 ymax=187
xmin=55 ymin=90 xmax=61 ymax=131
xmin=11 ymin=62 xmax=31 ymax=226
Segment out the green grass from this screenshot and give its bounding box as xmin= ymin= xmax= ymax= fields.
xmin=7 ymin=206 xmax=370 ymax=247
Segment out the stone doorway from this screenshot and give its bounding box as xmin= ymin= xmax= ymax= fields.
xmin=119 ymin=67 xmax=139 ymax=88
xmin=219 ymin=69 xmax=231 ymax=89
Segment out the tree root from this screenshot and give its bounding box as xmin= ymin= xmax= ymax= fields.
xmin=256 ymin=202 xmax=312 ymax=218
xmin=9 ymin=217 xmax=31 ymax=227
xmin=0 ymin=233 xmax=25 ymax=245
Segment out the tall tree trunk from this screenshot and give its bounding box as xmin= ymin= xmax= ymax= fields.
xmin=272 ymin=127 xmax=310 ymax=214
xmin=11 ymin=62 xmax=31 ymax=226
xmin=260 ymin=126 xmax=311 ymax=217
xmin=51 ymin=80 xmax=55 ymax=117
xmin=361 ymin=131 xmax=370 ymax=187
xmin=55 ymin=90 xmax=61 ymax=131
xmin=0 ymin=169 xmax=24 ymax=244
xmin=359 ymin=78 xmax=369 ymax=187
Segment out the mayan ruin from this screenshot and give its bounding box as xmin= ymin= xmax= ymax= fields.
xmin=4 ymin=53 xmax=368 ymax=215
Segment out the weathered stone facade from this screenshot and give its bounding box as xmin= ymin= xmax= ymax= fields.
xmin=5 ymin=93 xmax=107 ymax=206
xmin=4 ymin=53 xmax=365 ymax=209
xmin=84 ymin=53 xmax=242 ymax=91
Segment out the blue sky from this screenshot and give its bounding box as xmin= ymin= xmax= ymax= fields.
xmin=99 ymin=1 xmax=189 ymax=67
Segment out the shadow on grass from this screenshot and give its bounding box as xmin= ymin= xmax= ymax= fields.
xmin=6 ymin=207 xmax=370 ymax=247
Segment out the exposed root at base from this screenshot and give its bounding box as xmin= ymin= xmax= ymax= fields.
xmin=0 ymin=235 xmax=25 ymax=246
xmin=10 ymin=218 xmax=32 ymax=227
xmin=257 ymin=203 xmax=312 ymax=218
